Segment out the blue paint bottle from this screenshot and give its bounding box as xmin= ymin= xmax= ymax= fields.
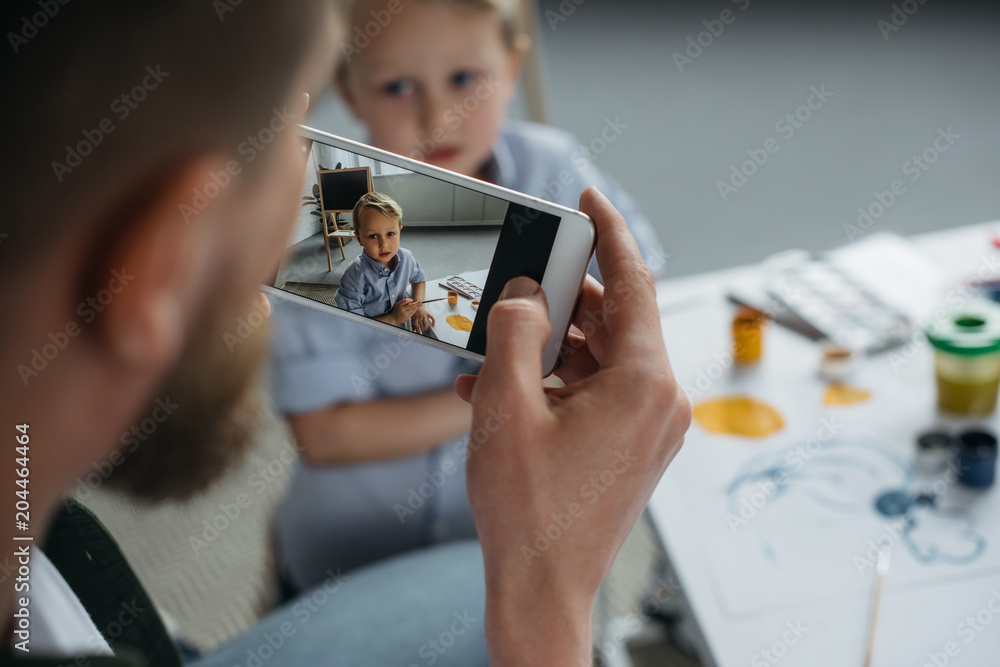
xmin=955 ymin=430 xmax=997 ymax=488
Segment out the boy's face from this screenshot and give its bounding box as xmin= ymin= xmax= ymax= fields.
xmin=338 ymin=1 xmax=521 ymax=179
xmin=357 ymin=209 xmax=402 ymax=266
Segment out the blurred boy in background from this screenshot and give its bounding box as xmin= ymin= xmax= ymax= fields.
xmin=271 ymin=0 xmax=664 ymax=590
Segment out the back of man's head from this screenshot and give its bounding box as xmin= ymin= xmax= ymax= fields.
xmin=0 ymin=1 xmax=337 ymax=503
xmin=1 ymin=0 xmax=328 ymax=283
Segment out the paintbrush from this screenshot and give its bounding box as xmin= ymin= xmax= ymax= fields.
xmin=863 ymin=548 xmax=891 ymax=667
xmin=420 ymin=297 xmax=450 ymax=304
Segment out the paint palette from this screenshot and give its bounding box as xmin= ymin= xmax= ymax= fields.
xmin=766 ymin=257 xmax=912 ymax=354
xmin=439 ymin=275 xmax=483 ymax=300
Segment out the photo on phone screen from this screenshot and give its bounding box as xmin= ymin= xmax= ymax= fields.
xmin=269 ymin=133 xmax=567 ymax=357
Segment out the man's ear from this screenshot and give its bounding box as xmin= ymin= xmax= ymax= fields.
xmin=88 ymin=155 xmax=235 ymax=374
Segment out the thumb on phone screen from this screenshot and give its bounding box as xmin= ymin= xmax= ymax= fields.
xmin=455 ymin=276 xmax=549 ymax=406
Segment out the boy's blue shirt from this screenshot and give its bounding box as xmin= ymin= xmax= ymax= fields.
xmin=333 ymin=247 xmax=426 ymax=318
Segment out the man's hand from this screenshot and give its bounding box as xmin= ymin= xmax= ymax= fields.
xmin=389 ymin=298 xmax=421 ymax=326
xmin=455 ymin=186 xmax=691 ymax=666
xmin=411 ymin=305 xmax=435 ymax=334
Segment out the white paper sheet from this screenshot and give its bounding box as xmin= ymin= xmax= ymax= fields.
xmin=662 ymin=236 xmax=1000 ymax=618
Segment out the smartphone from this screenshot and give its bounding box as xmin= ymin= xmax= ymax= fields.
xmin=263 ymin=125 xmax=596 ymax=375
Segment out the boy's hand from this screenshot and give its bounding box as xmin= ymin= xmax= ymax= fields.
xmin=390 ymin=298 xmax=421 ymax=326
xmin=455 ymin=187 xmax=691 ymax=666
xmin=412 ymin=306 xmax=435 ymax=334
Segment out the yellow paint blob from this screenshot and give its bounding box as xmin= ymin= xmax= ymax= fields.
xmin=446 ymin=314 xmax=473 ymax=332
xmin=693 ymin=396 xmax=785 ymax=438
xmin=823 ymin=383 xmax=871 ymax=406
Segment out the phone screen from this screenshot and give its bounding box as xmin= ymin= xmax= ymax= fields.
xmin=269 ymin=134 xmax=561 ymax=356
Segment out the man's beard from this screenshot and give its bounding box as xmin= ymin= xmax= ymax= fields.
xmin=105 ymin=288 xmax=271 ymax=504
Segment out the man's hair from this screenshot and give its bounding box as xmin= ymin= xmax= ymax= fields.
xmin=1 ymin=0 xmax=329 ymax=281
xmin=352 ymin=191 xmax=403 ymax=233
xmin=335 ymin=0 xmax=524 ymax=74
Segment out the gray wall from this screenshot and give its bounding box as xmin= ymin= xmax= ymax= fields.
xmin=373 ymin=173 xmax=507 ymax=226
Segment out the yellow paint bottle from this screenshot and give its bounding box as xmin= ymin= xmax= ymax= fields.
xmin=925 ymin=300 xmax=1000 ymax=417
xmin=733 ymin=306 xmax=766 ymax=364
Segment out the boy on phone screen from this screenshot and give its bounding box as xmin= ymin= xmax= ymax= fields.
xmin=334 ymin=192 xmax=435 ymax=333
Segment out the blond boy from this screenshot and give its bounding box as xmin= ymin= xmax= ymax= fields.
xmin=334 ymin=191 xmax=435 ymax=332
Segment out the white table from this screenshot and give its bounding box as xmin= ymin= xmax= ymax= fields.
xmin=647 ymin=223 xmax=1000 ymax=667
xmin=420 ymin=270 xmax=488 ymax=348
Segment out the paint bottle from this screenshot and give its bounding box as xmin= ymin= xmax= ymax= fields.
xmin=925 ymin=300 xmax=1000 ymax=416
xmin=820 ymin=342 xmax=856 ymax=382
xmin=733 ymin=306 xmax=766 ymax=364
xmin=915 ymin=431 xmax=952 ymax=473
xmin=954 ymin=429 xmax=997 ymax=488
xmin=447 ymin=290 xmax=458 ymax=306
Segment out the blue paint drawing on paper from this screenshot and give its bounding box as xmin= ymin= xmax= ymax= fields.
xmin=725 ymin=438 xmax=986 ymax=566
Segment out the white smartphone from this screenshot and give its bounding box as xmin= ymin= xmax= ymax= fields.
xmin=263 ymin=125 xmax=596 ymax=375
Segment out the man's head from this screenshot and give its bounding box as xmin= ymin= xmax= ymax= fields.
xmin=353 ymin=191 xmax=403 ymax=266
xmin=334 ymin=0 xmax=528 ymax=178
xmin=1 ymin=1 xmax=339 ymax=507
